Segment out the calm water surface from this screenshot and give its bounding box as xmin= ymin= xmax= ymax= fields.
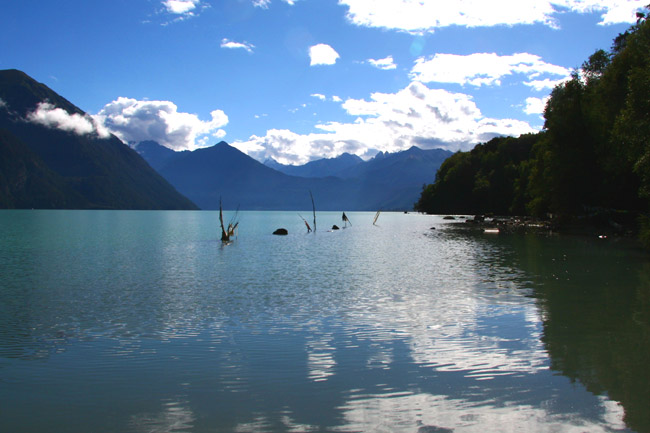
xmin=0 ymin=210 xmax=648 ymax=433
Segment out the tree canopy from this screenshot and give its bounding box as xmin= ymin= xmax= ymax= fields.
xmin=416 ymin=6 xmax=650 ymax=242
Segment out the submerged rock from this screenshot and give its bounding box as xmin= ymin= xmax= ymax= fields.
xmin=272 ymin=228 xmax=288 ymax=235
xmin=418 ymin=426 xmax=453 ymax=433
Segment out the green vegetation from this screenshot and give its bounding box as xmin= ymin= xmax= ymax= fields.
xmin=416 ymin=8 xmax=650 ymax=244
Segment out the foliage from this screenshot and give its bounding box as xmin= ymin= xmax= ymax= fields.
xmin=414 ymin=134 xmax=538 ymax=215
xmin=417 ymin=7 xmax=650 ymax=242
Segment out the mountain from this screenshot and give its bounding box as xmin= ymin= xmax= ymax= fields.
xmin=264 ymin=152 xmax=363 ymax=178
xmin=343 ymin=146 xmax=454 ymax=209
xmin=0 ymin=128 xmax=83 ymax=208
xmin=0 ymin=69 xmax=198 ymax=210
xmin=158 ymin=141 xmax=362 ymax=210
xmin=141 ymin=140 xmax=451 ymax=211
xmin=134 ymin=140 xmax=189 ymax=172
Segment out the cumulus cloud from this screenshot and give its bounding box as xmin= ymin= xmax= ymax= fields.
xmin=367 ymin=55 xmax=397 ymax=70
xmin=524 ymin=96 xmax=550 ymax=115
xmin=220 ymin=38 xmax=255 ymax=53
xmin=95 ymin=97 xmax=228 ymax=151
xmin=339 ymin=0 xmax=642 ymax=33
xmin=232 ymin=81 xmax=535 ymax=165
xmin=411 ymin=52 xmax=570 ymax=87
xmin=560 ymin=0 xmax=643 ymax=25
xmin=163 ymin=0 xmax=199 ymax=15
xmin=27 ymin=102 xmax=110 ymax=138
xmin=309 ymin=44 xmax=340 ymax=66
xmin=311 ymin=93 xmax=327 ymax=101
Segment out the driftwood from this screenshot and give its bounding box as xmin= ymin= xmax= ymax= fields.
xmin=309 ymin=190 xmax=317 ymax=233
xmin=220 ymin=198 xmax=228 ymax=242
xmin=220 ymin=198 xmax=239 ymax=242
xmin=342 ymin=212 xmax=351 ymax=228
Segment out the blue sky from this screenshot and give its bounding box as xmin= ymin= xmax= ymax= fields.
xmin=1 ymin=0 xmax=643 ymax=164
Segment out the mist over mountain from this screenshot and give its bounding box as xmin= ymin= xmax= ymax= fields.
xmin=0 ymin=69 xmax=198 ymax=210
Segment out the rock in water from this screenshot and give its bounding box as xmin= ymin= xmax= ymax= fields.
xmin=273 ymin=228 xmax=288 ymax=235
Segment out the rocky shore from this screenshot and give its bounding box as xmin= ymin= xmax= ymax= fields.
xmin=441 ymin=211 xmax=640 ymax=238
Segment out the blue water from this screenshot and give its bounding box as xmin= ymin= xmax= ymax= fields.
xmin=0 ymin=210 xmax=648 ymax=432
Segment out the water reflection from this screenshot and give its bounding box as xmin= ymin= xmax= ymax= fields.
xmin=0 ymin=211 xmax=647 ymax=432
xmin=129 ymin=399 xmax=195 ymax=433
xmin=335 ymin=391 xmax=627 ymax=433
xmin=510 ymin=234 xmax=650 ymax=433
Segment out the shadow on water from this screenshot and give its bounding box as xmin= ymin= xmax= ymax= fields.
xmin=440 ymin=225 xmax=650 ymax=433
xmin=522 ymin=235 xmax=650 ymax=433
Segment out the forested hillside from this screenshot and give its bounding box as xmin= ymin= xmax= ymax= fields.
xmin=0 ymin=70 xmax=198 ymax=210
xmin=416 ymin=8 xmax=650 ymax=243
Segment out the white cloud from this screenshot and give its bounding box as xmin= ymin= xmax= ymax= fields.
xmin=27 ymin=102 xmax=110 ymax=138
xmin=524 ymin=96 xmax=550 ymax=115
xmin=311 ymin=93 xmax=327 ymax=101
xmin=252 ymin=0 xmax=298 ymax=7
xmin=232 ymin=82 xmax=535 ymax=165
xmin=95 ymin=97 xmax=228 ymax=151
xmin=309 ymin=44 xmax=340 ymax=66
xmin=367 ymin=55 xmax=397 ymax=70
xmin=339 ymin=0 xmax=642 ymax=33
xmin=252 ymin=0 xmax=271 ymax=8
xmin=220 ymin=38 xmax=255 ymax=53
xmin=163 ymin=0 xmax=199 ymax=15
xmin=332 ymin=95 xmax=342 ymax=103
xmin=525 ymin=77 xmax=570 ymax=91
xmin=556 ymin=0 xmax=643 ymax=25
xmin=411 ymin=52 xmax=570 ymax=87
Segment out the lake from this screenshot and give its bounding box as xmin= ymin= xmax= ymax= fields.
xmin=0 ymin=210 xmax=648 ymax=433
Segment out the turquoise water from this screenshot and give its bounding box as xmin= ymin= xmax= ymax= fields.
xmin=0 ymin=210 xmax=648 ymax=432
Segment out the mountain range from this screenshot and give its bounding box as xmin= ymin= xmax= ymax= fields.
xmin=263 ymin=152 xmax=363 ymax=178
xmin=135 ymin=141 xmax=452 ymax=210
xmin=0 ymin=68 xmax=452 ymax=211
xmin=0 ymin=69 xmax=197 ymax=209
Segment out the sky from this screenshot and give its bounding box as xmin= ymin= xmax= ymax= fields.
xmin=1 ymin=0 xmax=644 ymax=165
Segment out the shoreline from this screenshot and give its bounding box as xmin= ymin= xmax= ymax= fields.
xmin=437 ymin=213 xmax=641 ymax=240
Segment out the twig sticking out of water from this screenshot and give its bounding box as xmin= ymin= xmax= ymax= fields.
xmin=309 ymin=190 xmax=317 ymax=233
xmin=342 ymin=212 xmax=351 ymax=228
xmin=298 ymin=214 xmax=312 ymax=233
xmin=373 ymin=210 xmax=381 ymax=226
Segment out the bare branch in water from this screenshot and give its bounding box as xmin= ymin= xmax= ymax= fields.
xmin=309 ymin=190 xmax=317 ymax=233
xmin=298 ymin=214 xmax=312 ymax=233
